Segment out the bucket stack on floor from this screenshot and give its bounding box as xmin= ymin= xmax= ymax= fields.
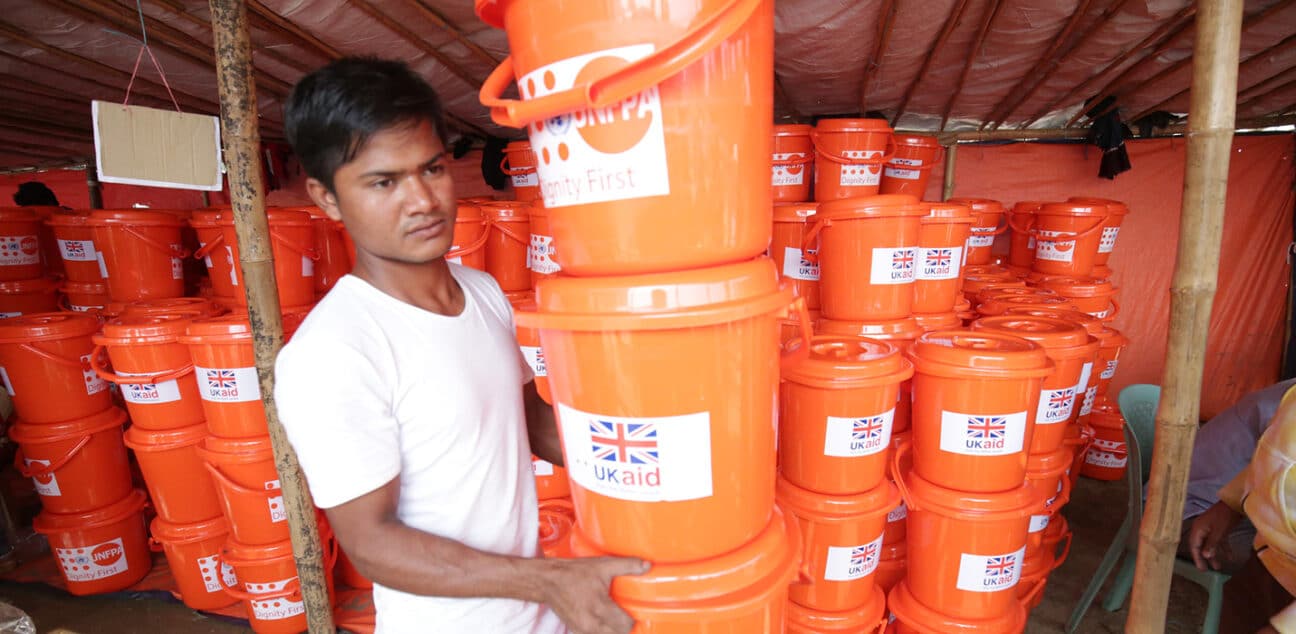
xmin=0 ymin=207 xmax=63 ymax=317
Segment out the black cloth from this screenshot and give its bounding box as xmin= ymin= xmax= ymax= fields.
xmin=1086 ymin=97 xmax=1132 ymax=180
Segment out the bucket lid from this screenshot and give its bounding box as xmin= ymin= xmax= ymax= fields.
xmin=817 ymin=195 xmax=926 ymax=221
xmin=1096 ymin=326 xmax=1129 ymax=348
xmin=217 ymin=208 xmax=312 ymax=226
xmin=979 ymin=295 xmax=1078 ymax=315
xmin=776 ymin=476 xmax=900 ymax=518
xmin=33 ymin=489 xmax=147 ymax=534
xmin=0 ymin=312 xmax=100 ymax=343
xmin=181 ymin=314 xmax=258 ymax=342
xmin=963 ymin=265 xmax=1017 ymax=279
xmin=98 ymin=312 xmax=199 ymax=344
xmin=815 ymin=317 xmax=925 ymax=342
xmin=570 ymin=505 xmax=798 ymax=603
xmin=963 ymin=276 xmax=1024 ymax=292
xmin=1068 ymin=196 xmax=1130 ymax=216
xmin=1089 ymin=403 xmax=1125 ymax=430
xmin=480 ymin=201 xmax=531 ymax=221
xmin=188 ymin=209 xmax=224 ymax=227
xmin=202 ymin=435 xmax=273 ymax=463
xmin=786 ymin=586 xmax=886 ymax=631
xmin=505 ymin=140 xmax=532 ymax=152
xmin=970 ymin=315 xmax=1093 ymax=352
xmin=10 ymin=406 xmax=127 ymax=444
xmin=151 ymin=515 xmax=230 ymax=545
xmin=124 ymin=298 xmax=224 ymax=320
xmin=1002 ymin=307 xmax=1103 ymax=337
xmin=815 ymin=118 xmax=893 ymax=133
xmin=1011 ymin=201 xmax=1045 ymax=214
xmin=773 ymin=124 xmax=814 ymax=137
xmin=0 ymin=277 xmax=60 ymax=294
xmin=947 ymin=198 xmax=1004 ymax=216
xmin=912 ymin=312 xmax=962 ymax=331
xmin=782 ymin=336 xmax=910 ymax=387
xmin=1037 ymin=201 xmax=1107 ymax=218
xmin=1027 ymin=448 xmax=1073 ymax=480
xmin=1092 ymin=264 xmax=1114 ymax=279
xmin=773 ymin=202 xmax=817 ymax=223
xmin=889 ymin=581 xmax=1027 ymax=633
xmin=892 ymin=134 xmax=940 ymax=148
xmin=922 ymin=202 xmax=973 ymax=223
xmin=902 ymin=468 xmax=1039 ymax=519
xmin=223 ymin=536 xmax=294 ymax=566
xmin=1040 ymin=276 xmax=1117 ymax=298
xmin=909 ymin=330 xmax=1052 ymax=378
xmin=455 ymin=203 xmax=483 ymax=222
xmin=124 ymin=420 xmax=208 ymax=452
xmin=60 ymin=280 xmax=108 ymax=294
xmin=44 ymin=211 xmax=92 ymax=227
xmin=0 ymin=208 xmax=38 ymax=223
xmin=89 ymin=209 xmax=183 ymax=226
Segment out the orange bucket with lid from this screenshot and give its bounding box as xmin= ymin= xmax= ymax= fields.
xmin=46 ymin=211 xmax=104 ymax=283
xmin=962 ymin=275 xmax=1023 ymax=302
xmin=786 ymin=587 xmax=886 ymax=634
xmin=1093 ymin=263 xmax=1114 ymax=279
xmin=1016 ymin=543 xmax=1066 ymax=611
xmin=211 ymin=209 xmax=317 ymax=308
xmin=0 ymin=277 xmax=60 ymax=317
xmin=527 ymin=204 xmax=560 ymax=287
xmin=0 ymin=208 xmax=43 ymax=281
xmin=569 ymin=504 xmax=802 ymax=633
xmin=1040 ymin=276 xmax=1120 ymax=321
xmin=447 ymin=203 xmax=489 ymax=271
xmin=815 ymin=318 xmax=924 ymax=435
xmin=1093 ymin=326 xmax=1129 ymax=399
xmin=150 ymin=516 xmax=240 ymax=610
xmin=913 ymin=312 xmax=962 ymax=331
xmin=9 ymin=407 xmax=130 ymax=514
xmin=0 ymin=312 xmax=110 ymax=423
xmin=199 ymin=436 xmax=288 ymax=545
xmin=1064 ymin=422 xmax=1095 ymax=488
xmin=907 ymin=330 xmax=1053 ymax=492
xmin=94 ymin=313 xmax=207 ymax=431
xmin=976 ymin=293 xmax=1078 ymax=317
xmin=875 ymin=542 xmax=905 ymax=592
xmin=180 ymin=315 xmax=270 ymax=438
xmin=881 ymin=135 xmax=941 ymax=198
xmin=1030 ymin=202 xmax=1108 ymax=277
xmin=510 ymin=295 xmax=551 ymax=404
xmin=780 ymin=477 xmax=899 ymax=612
xmin=948 ymin=198 xmax=1006 ymax=266
xmin=1082 ymin=403 xmax=1128 ymax=480
xmin=517 ymin=257 xmax=794 ymax=562
xmin=481 ymin=201 xmax=532 ymax=292
xmin=477 ymin=0 xmax=774 ymax=277
xmin=539 ymin=499 xmax=576 ymax=559
xmin=974 ymin=285 xmax=1055 ymax=306
xmin=34 ymin=489 xmax=151 ymax=596
xmin=773 ymin=202 xmax=820 ymax=311
xmin=122 ymin=297 xmax=225 ymax=320
xmin=773 ymin=124 xmax=815 ymax=202
xmin=892 ymin=462 xmax=1037 ymax=620
xmin=1024 ymin=448 xmax=1072 ymax=551
xmin=189 ymin=210 xmax=235 ymax=299
xmin=888 ymin=581 xmax=1027 ymax=634
xmin=969 ymin=316 xmax=1098 ymax=454
xmin=126 ymin=422 xmax=223 ymax=523
xmin=811 ymin=195 xmax=925 ymax=321
xmin=61 ymin=281 xmax=110 ymax=313
xmin=913 ymin=202 xmax=973 ymax=315
xmin=963 ymin=264 xmax=1016 ymax=279
xmin=533 ymin=455 xmax=570 ymax=500
xmin=884 ymin=430 xmax=911 ymax=544
xmin=221 ymin=537 xmax=335 ymax=634
xmin=1006 ymin=202 xmax=1043 ymax=270
xmin=502 ymin=140 xmax=541 ymax=202
xmin=89 ymin=210 xmax=188 ymax=302
xmin=780 ymin=336 xmax=913 ymax=495
xmin=813 ymin=119 xmax=894 ymax=201
xmin=1069 ymin=197 xmax=1129 ymax=266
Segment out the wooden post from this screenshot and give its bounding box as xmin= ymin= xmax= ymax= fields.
xmin=86 ymin=158 xmax=102 ymax=210
xmin=1126 ymin=0 xmax=1244 ymax=631
xmin=942 ymin=143 xmax=957 ymax=201
xmin=207 ymin=2 xmax=335 ymax=632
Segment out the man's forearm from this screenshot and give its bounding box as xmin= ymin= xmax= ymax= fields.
xmin=526 ymin=384 xmax=564 ymax=467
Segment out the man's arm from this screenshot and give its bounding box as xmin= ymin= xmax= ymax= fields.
xmin=326 ymin=476 xmax=645 ymax=634
xmin=525 ymin=381 xmax=564 ymax=467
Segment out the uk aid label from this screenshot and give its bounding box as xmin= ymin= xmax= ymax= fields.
xmin=824 ymin=534 xmax=883 ymax=582
xmin=782 ymin=247 xmax=820 ymax=281
xmin=120 ymin=371 xmax=182 ymax=405
xmin=520 ymin=346 xmax=547 ymax=378
xmin=521 ymin=45 xmax=670 ymax=208
xmin=772 ymin=153 xmax=808 ymax=186
xmin=194 ymin=365 xmax=261 ymax=403
xmin=917 ymin=246 xmax=963 ymax=281
xmin=967 ymin=228 xmax=996 ymax=249
xmin=940 ymin=411 xmax=1027 ymax=456
xmin=838 ymin=150 xmax=884 ymax=187
xmin=57 ymin=538 xmax=130 ymax=582
xmin=558 ymin=404 xmax=712 ymax=503
xmin=823 ymin=411 xmax=893 ymax=458
xmin=57 ymin=239 xmax=97 ymax=262
xmin=870 ymin=247 xmax=917 ymax=285
xmin=1101 ymin=359 xmax=1119 ymax=380
xmin=956 ymin=547 xmax=1024 ymax=592
xmin=512 ymin=171 xmax=539 ymax=188
xmin=1036 ymin=386 xmax=1077 ymax=425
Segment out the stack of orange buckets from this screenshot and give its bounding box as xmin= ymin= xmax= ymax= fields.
xmin=0 ymin=207 xmax=63 ymax=316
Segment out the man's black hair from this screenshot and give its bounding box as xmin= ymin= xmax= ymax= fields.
xmin=285 ymin=57 xmax=451 ymax=192
xmin=13 ymin=181 xmax=59 ymax=207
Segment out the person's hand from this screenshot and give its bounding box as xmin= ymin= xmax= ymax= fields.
xmin=542 ymin=556 xmax=650 ymax=634
xmin=1189 ymin=501 xmax=1243 ymax=571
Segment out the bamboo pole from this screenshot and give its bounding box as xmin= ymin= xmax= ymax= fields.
xmin=207 ymin=2 xmax=335 ymax=632
xmin=942 ymin=143 xmax=957 ymax=201
xmin=1126 ymin=0 xmax=1244 ymax=631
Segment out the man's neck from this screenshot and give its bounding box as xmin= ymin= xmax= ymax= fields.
xmin=352 ymin=254 xmax=465 ymax=316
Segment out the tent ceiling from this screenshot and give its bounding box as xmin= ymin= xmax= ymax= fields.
xmin=1 ymin=0 xmax=1294 ymax=171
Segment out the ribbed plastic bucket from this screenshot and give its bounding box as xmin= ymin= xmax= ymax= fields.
xmin=913 ymin=202 xmax=973 ymax=315
xmin=811 ymin=195 xmax=925 ymax=321
xmin=502 ymin=140 xmax=541 ymax=202
xmin=0 ymin=313 xmax=110 ymax=423
xmin=125 ymin=422 xmax=223 ymax=523
xmin=94 ymin=313 xmax=207 ymax=431
xmin=0 ymin=208 xmax=44 ymax=281
xmin=46 ymin=211 xmax=103 ymax=283
xmin=9 ymin=407 xmax=131 ymax=514
xmin=1068 ymin=197 xmax=1129 ymax=267
xmin=1006 ymin=202 xmax=1043 ymax=270
xmin=150 ymin=516 xmax=240 ymax=610
xmin=814 ymin=318 xmax=924 ymax=435
xmin=89 ymin=210 xmax=187 ymax=302
xmin=786 ymin=587 xmax=886 ymax=634
xmin=60 ymin=280 xmax=110 ymax=313
xmin=447 ymin=203 xmax=488 ymax=271
xmin=888 ymin=580 xmax=1027 ymax=633
xmin=221 ymin=537 xmax=335 ymax=634
xmin=773 ymin=202 xmax=821 ymax=311
xmin=481 ymin=202 xmax=532 ymax=292
xmin=1030 ymin=202 xmax=1108 ymax=278
xmin=772 ymin=124 xmax=815 ymax=203
xmin=33 ymin=489 xmax=150 ymax=596
xmin=813 ymin=119 xmax=894 ymax=201
xmin=198 ymin=436 xmax=288 ymax=545
xmin=179 ymin=315 xmax=271 ymax=438
xmin=948 ymin=198 xmax=1006 ymax=266
xmin=0 ymin=277 xmax=60 ymax=317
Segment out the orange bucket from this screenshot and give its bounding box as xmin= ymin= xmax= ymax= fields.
xmin=1024 ymin=448 xmax=1072 ymax=552
xmin=815 ymin=318 xmax=924 ymax=435
xmin=539 ymin=498 xmax=576 ymax=559
xmin=221 ymin=537 xmax=335 ymax=634
xmin=301 ymin=208 xmax=351 ymax=298
xmin=481 ymin=201 xmax=532 ymax=292
xmin=517 ymin=258 xmax=794 ymax=561
xmin=964 ymin=264 xmax=1016 ymax=279
xmin=189 ymin=210 xmax=235 ymax=300
xmin=502 ymin=140 xmax=542 ymax=202
xmin=1006 ymin=202 xmax=1043 ymax=270
xmin=446 ymin=203 xmax=489 ymax=271
xmin=1082 ymin=403 xmax=1129 ymax=480
xmin=211 ymin=209 xmax=317 ymax=308
xmin=888 ymin=580 xmax=1027 ymax=634
xmin=1092 ymin=326 xmax=1129 ymax=400
xmin=1064 ymin=423 xmax=1095 ymax=489
xmin=772 ymin=124 xmax=815 ymax=203
xmin=1016 ymin=542 xmax=1067 ymax=611
xmin=533 ymin=455 xmax=570 ymax=500
xmin=773 ymin=202 xmax=821 ymax=311
xmin=884 ymin=430 xmax=911 ymax=545
xmin=0 ymin=208 xmax=44 ymax=281
xmin=976 ymin=293 xmax=1078 ymax=317
xmin=1030 ymin=202 xmax=1108 ymax=278
xmin=121 ymin=297 xmax=226 ymax=321
xmin=1040 ymin=276 xmax=1120 ymax=321
xmin=907 ymin=330 xmax=1053 ymax=493
xmin=0 ymin=313 xmax=111 ymax=423
xmin=969 ymin=316 xmax=1099 ymax=454
xmin=569 ymin=505 xmax=801 ymax=633
xmin=875 ymin=542 xmax=906 ymax=592
xmin=180 ymin=316 xmax=270 ymax=438
xmin=810 ymin=195 xmax=925 ymax=321
xmin=9 ymin=407 xmax=130 ymax=514
xmin=913 ymin=312 xmax=962 ymax=331
xmin=0 ymin=277 xmax=60 ymax=317
xmin=1069 ymin=197 xmax=1129 ymax=266
xmin=60 ymin=281 xmax=110 ymax=313
xmin=46 ymin=211 xmax=104 ymax=283
xmin=974 ymin=286 xmax=1056 ymax=307
xmin=477 ymin=0 xmax=774 ymax=277
xmin=34 ymin=489 xmax=151 ymax=596
xmin=813 ymin=119 xmax=894 ymax=201
xmin=780 ymin=336 xmax=913 ymax=494
xmin=780 ymin=477 xmax=899 ymax=612
xmin=894 ymin=464 xmax=1037 ymax=621
xmin=199 ymin=436 xmax=288 ymax=545
xmin=125 ymin=422 xmax=223 ymax=523
xmin=881 ymin=134 xmax=941 ymax=198
xmin=948 ymin=198 xmax=1006 ymax=266
xmin=527 ymin=204 xmax=560 ymax=287
xmin=150 ymin=516 xmax=240 ymax=610
xmin=89 ymin=210 xmax=188 ymax=302
xmin=786 ymin=587 xmax=886 ymax=634
xmin=913 ymin=202 xmax=974 ymax=314
xmin=962 ymin=276 xmax=1023 ymax=303
xmin=510 ymin=296 xmax=551 ymax=404
xmin=94 ymin=313 xmax=207 ymax=431
xmin=1093 ymin=263 xmax=1114 ymax=279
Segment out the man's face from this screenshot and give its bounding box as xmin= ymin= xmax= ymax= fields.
xmin=307 ymin=119 xmax=457 ymax=266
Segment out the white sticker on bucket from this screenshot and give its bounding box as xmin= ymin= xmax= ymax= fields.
xmin=169 ymin=243 xmax=185 ymax=280
xmin=917 ymin=246 xmax=962 ymax=281
xmin=529 ymin=234 xmax=560 ymax=274
xmin=301 ymin=255 xmax=314 ymax=278
xmin=558 ymin=404 xmax=713 ymax=503
xmin=1030 ymin=513 xmax=1051 ymax=533
xmin=56 ymin=538 xmax=130 ymax=582
xmin=247 ymin=577 xmax=305 ymax=620
xmin=57 ymin=239 xmax=97 ymax=262
xmin=967 ymin=226 xmax=996 ymax=249
xmin=512 ymin=171 xmax=539 ymax=188
xmin=0 ymin=312 xmax=18 ymax=319
xmin=781 ymin=247 xmax=820 ymax=281
xmin=70 ymin=305 xmax=97 ymax=313
xmin=0 ymin=366 xmax=13 ymax=396
xmin=1079 ymin=385 xmax=1098 ymax=417
xmin=870 ymin=247 xmax=917 ymax=285
xmin=0 ymin=235 xmax=39 ymax=266
xmin=1076 ymin=362 xmax=1094 ymax=397
xmin=25 ymin=459 xmax=60 ymax=496
xmin=225 ymin=246 xmax=238 ymax=287
xmin=199 ymin=242 xmax=214 ymax=269
xmin=268 ymin=495 xmax=287 ymax=523
xmin=96 ymin=251 xmax=110 ymax=278
xmin=120 ymin=371 xmax=182 ymax=405
xmin=824 ymin=534 xmax=883 ymax=582
xmin=81 ymin=354 xmax=108 ymax=395
xmin=197 ymin=553 xmax=238 ymax=593
xmin=1086 ymin=442 xmax=1127 ymax=468
xmin=1036 ymin=386 xmax=1077 ymax=425
xmin=194 ymin=365 xmax=262 ymax=403
xmin=888 ymin=502 xmax=907 ymax=523
xmin=772 ymin=153 xmax=808 ymax=186
xmin=520 ymin=345 xmax=547 ymax=377
xmin=956 ymin=546 xmax=1024 ymax=593
xmin=533 ymin=458 xmax=556 ymax=477
xmin=1101 ymin=359 xmax=1119 ymax=380
xmin=885 ymin=157 xmax=924 ymax=180
xmin=824 ymin=410 xmax=893 ymax=458
xmin=838 ymin=150 xmax=884 ymax=187
xmin=1035 ymin=230 xmax=1076 ymax=263
xmin=1099 ymin=226 xmax=1120 ymax=254
xmin=1028 ymin=235 xmax=1037 ymax=249
xmin=939 ymin=410 xmax=1027 ymax=456
xmin=522 ymin=44 xmax=670 ymax=208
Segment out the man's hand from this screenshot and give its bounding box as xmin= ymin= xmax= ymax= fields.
xmin=1189 ymin=501 xmax=1243 ymax=571
xmin=542 ymin=556 xmax=649 ymax=634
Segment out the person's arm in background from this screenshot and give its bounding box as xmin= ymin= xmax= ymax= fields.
xmin=526 ymin=381 xmax=563 ymax=467
xmin=1189 ymin=472 xmax=1248 ymax=571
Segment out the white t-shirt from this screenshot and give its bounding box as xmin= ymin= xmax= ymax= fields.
xmin=274 ymin=266 xmax=565 ymax=634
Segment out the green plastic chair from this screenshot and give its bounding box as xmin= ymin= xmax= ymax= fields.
xmin=1066 ymin=384 xmax=1230 ymax=634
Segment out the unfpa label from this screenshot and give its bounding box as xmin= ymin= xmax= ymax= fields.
xmin=940 ymin=410 xmax=1026 ymax=456
xmin=1035 ymin=230 xmax=1076 ymax=263
xmin=25 ymin=458 xmax=60 ymax=496
xmin=197 ymin=553 xmax=238 ymax=593
xmin=837 ymin=150 xmax=883 ymax=186
xmin=824 ymin=534 xmax=883 ymax=582
xmin=771 ymin=152 xmax=808 ymax=186
xmin=956 ymin=547 xmax=1024 ymax=593
xmin=528 ymin=234 xmax=560 ymax=274
xmin=781 ymin=247 xmax=819 ymax=281
xmin=558 ymin=404 xmax=713 ymax=503
xmin=823 ymin=410 xmax=893 ymax=458
xmin=57 ymin=538 xmax=130 ymax=582
xmin=247 ymin=578 xmax=305 ymax=620
xmin=0 ymin=235 xmax=38 ymax=266
xmin=1099 ymin=226 xmax=1120 ymax=253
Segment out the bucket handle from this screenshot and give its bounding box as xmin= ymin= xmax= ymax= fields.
xmin=889 ymin=437 xmax=918 ymax=512
xmin=123 ymin=225 xmax=190 ymax=259
xmin=970 ymin=215 xmax=1010 ymax=237
xmin=1102 ymin=297 xmax=1120 ymax=320
xmin=16 ymin=342 xmax=89 ymax=371
xmin=1006 ymin=211 xmax=1035 ymax=236
xmin=1020 ymin=576 xmax=1048 ymax=609
xmin=478 ymin=0 xmax=763 ymax=128
xmin=884 ymin=144 xmax=944 ymax=171
xmin=491 ymin=219 xmax=531 ymax=246
xmin=14 ymin=436 xmax=92 ymax=479
xmin=812 ymin=134 xmax=897 ymax=166
xmin=1053 ymin=530 xmax=1073 ymax=570
xmin=193 ymin=234 xmax=225 ymax=260
xmin=446 ymin=220 xmax=491 ymax=260
xmin=90 ymin=344 xmax=195 ymax=385
xmin=203 ymin=461 xmax=279 ymax=497
xmin=219 ymin=562 xmax=303 ymax=603
xmin=1028 ymin=216 xmax=1106 ymax=241
xmin=800 ymin=218 xmax=829 ymax=263
xmin=780 ymin=297 xmax=814 ymax=374
xmin=271 ymin=229 xmax=320 ymax=261
xmin=770 ymin=153 xmax=813 ymax=167
xmin=499 ymin=156 xmax=535 ymax=176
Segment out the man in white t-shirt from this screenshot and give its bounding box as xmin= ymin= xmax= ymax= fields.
xmin=274 ymin=57 xmax=646 ymax=634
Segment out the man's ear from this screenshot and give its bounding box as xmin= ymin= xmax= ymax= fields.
xmin=305 ymin=178 xmax=342 ymax=222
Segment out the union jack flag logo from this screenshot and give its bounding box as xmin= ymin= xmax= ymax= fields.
xmin=966 ymin=416 xmax=1008 ymax=440
xmin=126 ymin=383 xmax=158 ymax=398
xmin=892 ymin=249 xmax=915 ymax=271
xmin=64 ymin=242 xmax=86 ymax=258
xmin=1049 ymin=389 xmax=1076 ymax=410
xmin=852 ymin=416 xmax=887 ymax=441
xmin=985 ymin=555 xmax=1017 ymax=577
xmin=590 ymin=420 xmax=658 ymax=465
xmin=851 ymin=543 xmax=880 ymax=568
xmin=925 ymin=248 xmax=952 ymax=267
xmin=206 ymin=369 xmax=237 ymax=389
